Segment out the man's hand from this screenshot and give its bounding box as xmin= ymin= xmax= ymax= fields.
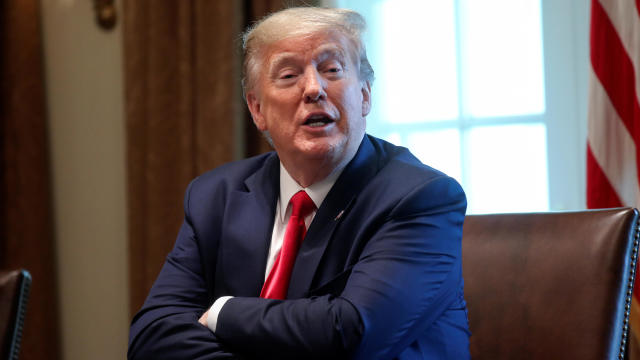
xmin=199 ymin=310 xmax=209 ymax=326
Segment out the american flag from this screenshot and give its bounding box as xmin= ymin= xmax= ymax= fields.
xmin=586 ymin=0 xmax=640 ymax=354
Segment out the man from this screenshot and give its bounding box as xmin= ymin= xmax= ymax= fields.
xmin=128 ymin=7 xmax=470 ymax=359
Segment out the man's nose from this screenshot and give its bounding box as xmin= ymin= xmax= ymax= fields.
xmin=301 ymin=68 xmax=327 ymax=103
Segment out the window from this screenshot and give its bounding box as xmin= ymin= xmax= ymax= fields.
xmin=325 ymin=0 xmax=589 ymax=214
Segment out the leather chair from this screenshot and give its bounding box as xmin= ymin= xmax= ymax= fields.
xmin=463 ymin=208 xmax=639 ymax=360
xmin=0 ymin=269 xmax=31 ymax=360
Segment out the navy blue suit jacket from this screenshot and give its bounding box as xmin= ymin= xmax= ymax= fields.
xmin=128 ymin=135 xmax=470 ymax=359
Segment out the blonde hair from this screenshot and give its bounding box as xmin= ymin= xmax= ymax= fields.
xmin=242 ymin=7 xmax=374 ymax=93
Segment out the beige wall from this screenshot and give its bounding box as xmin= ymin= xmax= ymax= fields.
xmin=40 ymin=0 xmax=129 ymax=359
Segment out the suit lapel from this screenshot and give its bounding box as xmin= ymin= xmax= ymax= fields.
xmin=288 ymin=136 xmax=380 ymax=298
xmin=219 ymin=154 xmax=279 ymax=296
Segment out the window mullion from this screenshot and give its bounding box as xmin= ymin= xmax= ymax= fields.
xmin=453 ymin=0 xmax=471 ymax=192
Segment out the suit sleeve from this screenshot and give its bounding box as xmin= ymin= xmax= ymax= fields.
xmin=215 ymin=175 xmax=466 ymax=359
xmin=128 ymin=181 xmax=242 ymax=360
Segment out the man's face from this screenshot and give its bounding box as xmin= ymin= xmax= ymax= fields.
xmin=246 ymin=30 xmax=371 ymax=171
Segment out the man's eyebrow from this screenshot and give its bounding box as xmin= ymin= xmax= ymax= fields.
xmin=313 ymin=46 xmax=347 ymax=62
xmin=268 ymin=52 xmax=298 ymax=74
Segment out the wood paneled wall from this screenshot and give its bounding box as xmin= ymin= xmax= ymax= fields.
xmin=0 ymin=1 xmax=60 ymax=359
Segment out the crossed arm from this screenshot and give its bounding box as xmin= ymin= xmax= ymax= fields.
xmin=128 ymin=176 xmax=466 ymax=359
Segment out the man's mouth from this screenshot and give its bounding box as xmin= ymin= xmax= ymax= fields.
xmin=304 ymin=114 xmax=335 ymax=128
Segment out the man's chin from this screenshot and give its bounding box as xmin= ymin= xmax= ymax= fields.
xmin=295 ymin=139 xmax=345 ymax=160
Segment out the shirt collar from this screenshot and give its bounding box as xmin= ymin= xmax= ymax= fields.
xmin=277 ymin=162 xmax=346 ymax=223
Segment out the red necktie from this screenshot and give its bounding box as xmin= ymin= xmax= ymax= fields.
xmin=260 ymin=190 xmax=315 ymax=299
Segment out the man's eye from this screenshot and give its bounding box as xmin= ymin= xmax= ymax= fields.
xmin=278 ymin=71 xmax=298 ymax=80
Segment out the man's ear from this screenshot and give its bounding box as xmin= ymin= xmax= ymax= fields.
xmin=246 ymin=92 xmax=266 ymax=131
xmin=361 ymin=81 xmax=372 ymax=116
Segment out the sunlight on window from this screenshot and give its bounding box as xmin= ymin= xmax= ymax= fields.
xmin=385 ymin=132 xmax=402 ymax=145
xmin=376 ymin=0 xmax=459 ymax=123
xmin=466 ymin=124 xmax=549 ymax=214
xmin=407 ymin=130 xmax=462 ymax=183
xmin=461 ymin=0 xmax=546 ymax=118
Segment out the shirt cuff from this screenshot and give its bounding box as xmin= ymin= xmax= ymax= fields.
xmin=207 ymin=296 xmax=233 ymax=333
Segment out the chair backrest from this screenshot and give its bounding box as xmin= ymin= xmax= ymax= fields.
xmin=462 ymin=208 xmax=639 ymax=360
xmin=0 ymin=269 xmax=32 ymax=360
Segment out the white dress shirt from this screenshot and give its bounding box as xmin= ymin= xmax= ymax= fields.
xmin=206 ymin=162 xmax=346 ymax=332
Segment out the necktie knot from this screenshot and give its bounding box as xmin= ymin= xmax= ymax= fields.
xmin=290 ymin=190 xmax=315 ymax=218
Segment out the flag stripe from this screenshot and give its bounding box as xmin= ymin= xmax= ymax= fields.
xmin=590 ymin=0 xmax=640 ymax=143
xmin=587 ymin=145 xmax=623 ymax=208
xmin=598 ymin=0 xmax=640 ymax=109
xmin=588 ymin=69 xmax=640 ymax=206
